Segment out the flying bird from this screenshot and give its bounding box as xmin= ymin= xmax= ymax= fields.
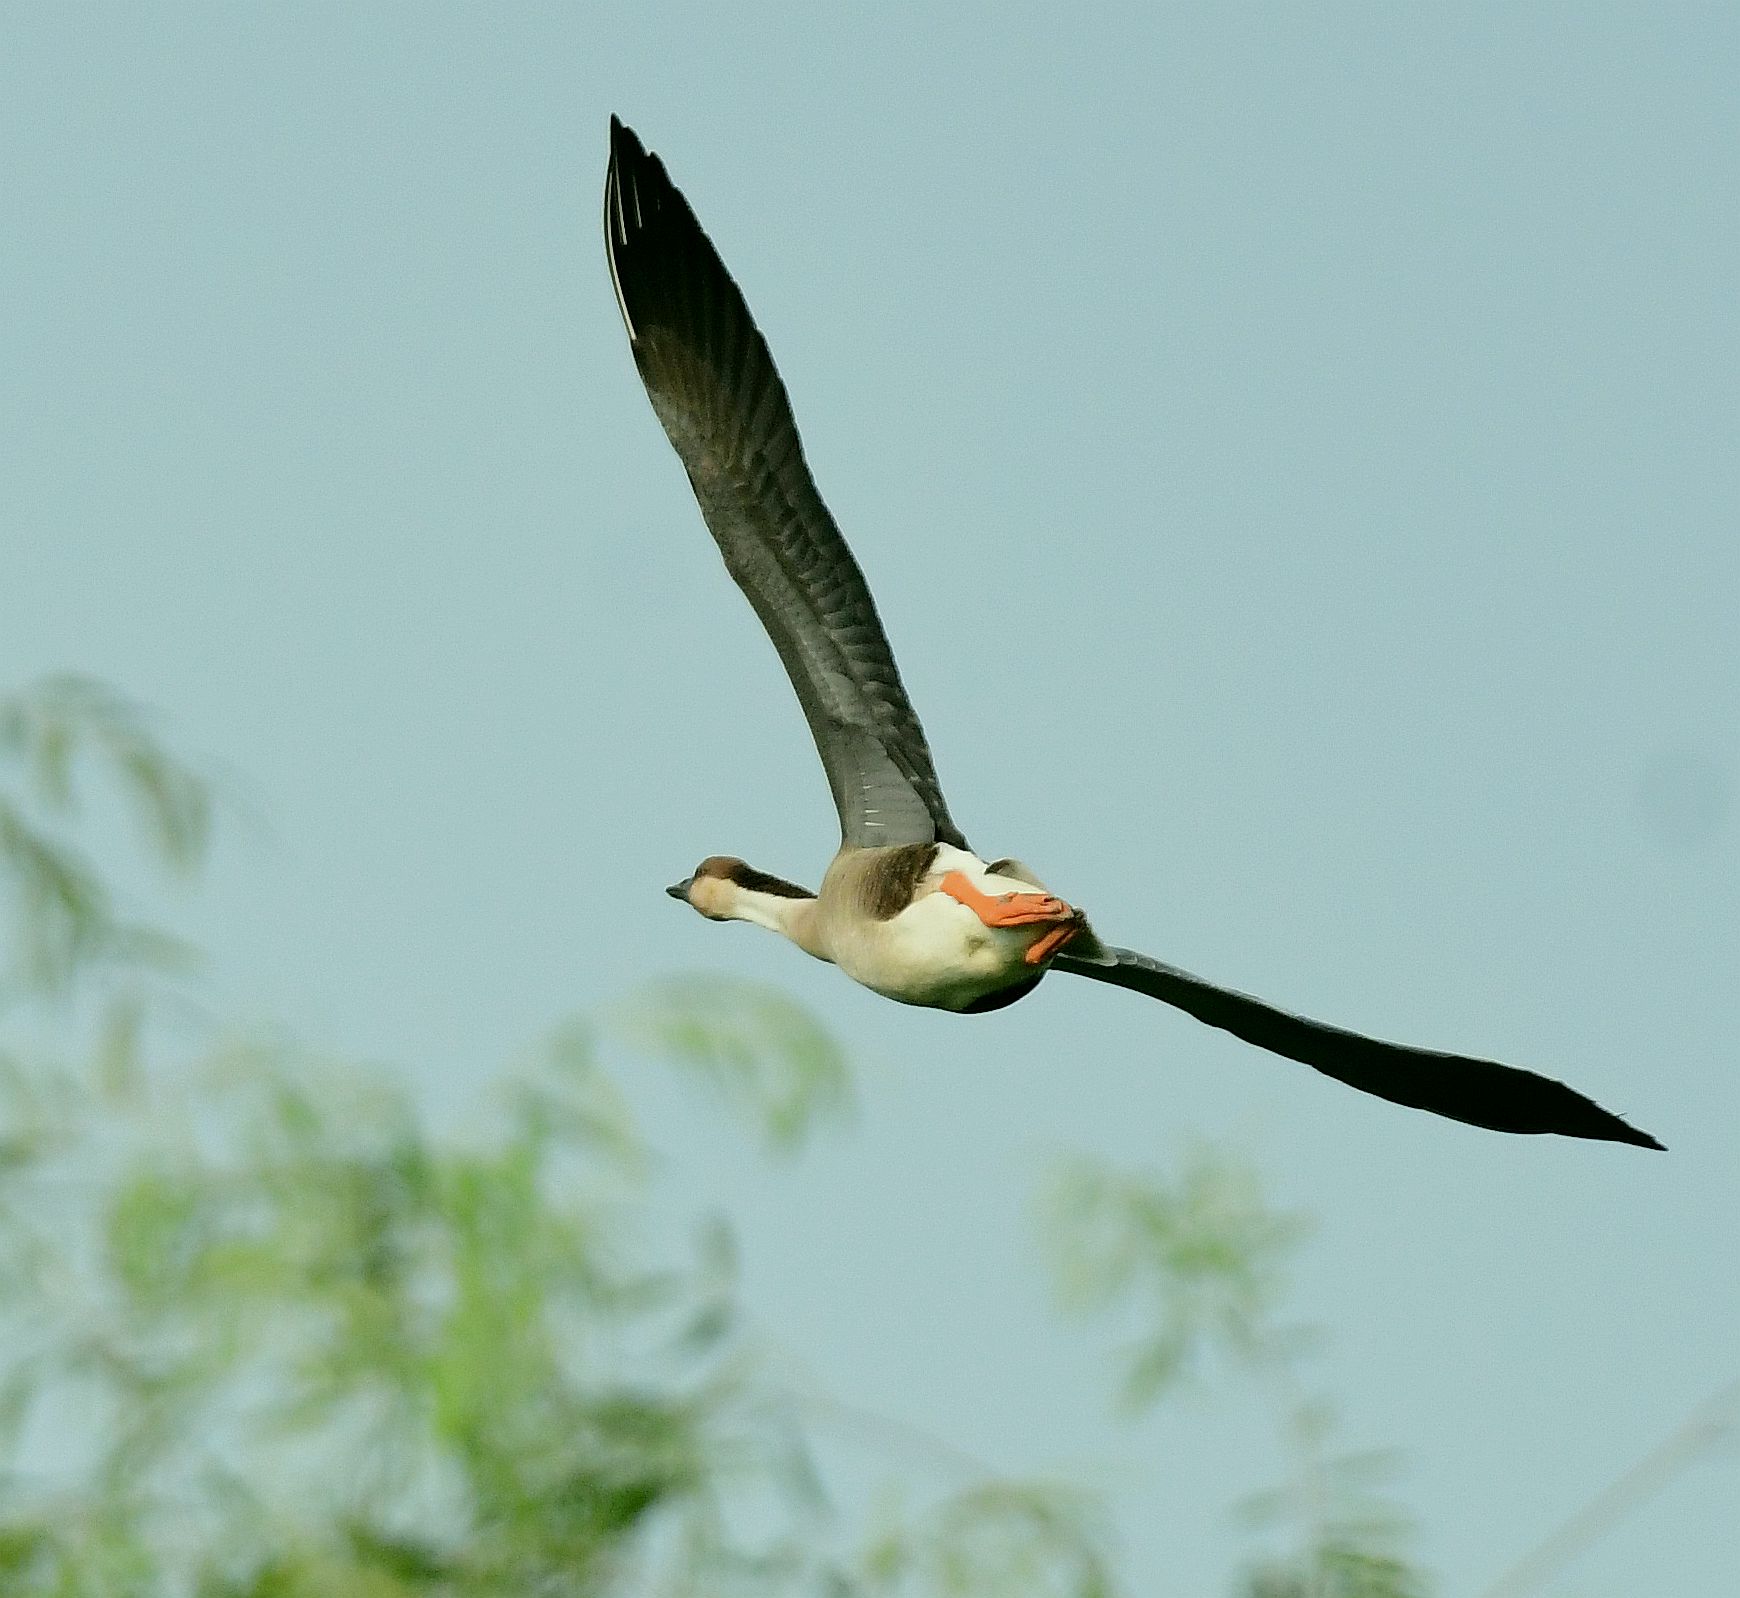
xmin=602 ymin=115 xmax=1660 ymax=1150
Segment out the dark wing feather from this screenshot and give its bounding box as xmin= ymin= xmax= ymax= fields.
xmin=1054 ymin=944 xmax=1663 ymax=1148
xmin=605 ymin=117 xmax=966 ymax=851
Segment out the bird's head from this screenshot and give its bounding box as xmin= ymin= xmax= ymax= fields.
xmin=666 ymin=856 xmax=815 ymax=923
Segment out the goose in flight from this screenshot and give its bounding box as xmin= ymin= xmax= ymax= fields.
xmin=603 ymin=116 xmax=1660 ymax=1150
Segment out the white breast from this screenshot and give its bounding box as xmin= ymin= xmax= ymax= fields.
xmin=828 ymin=846 xmax=1046 ymax=1010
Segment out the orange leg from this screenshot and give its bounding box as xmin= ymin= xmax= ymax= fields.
xmin=938 ymin=871 xmax=1084 ymax=965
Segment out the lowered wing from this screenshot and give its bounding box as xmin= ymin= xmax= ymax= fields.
xmin=1054 ymin=943 xmax=1662 ymax=1148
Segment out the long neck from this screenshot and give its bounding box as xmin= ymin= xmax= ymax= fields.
xmin=726 ymin=885 xmax=827 ymax=961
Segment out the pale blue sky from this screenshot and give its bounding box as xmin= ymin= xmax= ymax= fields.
xmin=5 ymin=5 xmax=1736 ymax=1592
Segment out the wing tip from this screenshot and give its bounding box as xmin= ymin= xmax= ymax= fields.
xmin=1607 ymin=1119 xmax=1666 ymax=1152
xmin=609 ymin=113 xmax=645 ymax=165
xmin=603 ymin=116 xmax=644 ymax=342
xmin=603 ymin=115 xmax=691 ymax=348
xmin=1555 ymin=1082 xmax=1664 ymax=1150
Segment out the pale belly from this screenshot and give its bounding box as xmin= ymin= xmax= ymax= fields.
xmin=829 ymin=849 xmax=1061 ymax=1011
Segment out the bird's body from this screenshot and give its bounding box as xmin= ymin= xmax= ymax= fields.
xmin=675 ymin=844 xmax=1067 ymax=1011
xmin=604 ymin=116 xmax=1662 ymax=1150
xmin=821 ymin=846 xmax=1062 ymax=1011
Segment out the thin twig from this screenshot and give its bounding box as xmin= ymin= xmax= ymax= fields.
xmin=1480 ymin=1377 xmax=1740 ymax=1598
xmin=745 ymin=1316 xmax=998 ymax=1482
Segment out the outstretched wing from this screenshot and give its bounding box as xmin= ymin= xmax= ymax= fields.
xmin=604 ymin=117 xmax=966 ymax=851
xmin=1054 ymin=944 xmax=1662 ymax=1148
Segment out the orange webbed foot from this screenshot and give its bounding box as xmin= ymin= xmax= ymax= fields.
xmin=1024 ymin=920 xmax=1083 ymax=965
xmin=938 ymin=871 xmax=1069 ymax=927
xmin=938 ymin=871 xmax=1085 ymax=965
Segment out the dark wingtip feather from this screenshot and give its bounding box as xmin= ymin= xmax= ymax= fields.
xmin=609 ymin=114 xmax=650 ymax=170
xmin=602 ymin=114 xmax=717 ymax=355
xmin=1550 ymin=1082 xmax=1664 ymax=1150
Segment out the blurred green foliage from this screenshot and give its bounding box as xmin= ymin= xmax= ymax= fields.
xmin=615 ymin=976 xmax=853 ymax=1154
xmin=0 ymin=676 xmax=1432 ymax=1595
xmin=1039 ymin=1153 xmax=1425 ymax=1598
xmin=0 ymin=675 xmax=206 ymax=1004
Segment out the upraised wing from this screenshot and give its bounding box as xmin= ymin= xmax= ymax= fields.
xmin=605 ymin=117 xmax=966 ymax=852
xmin=1054 ymin=943 xmax=1663 ymax=1148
